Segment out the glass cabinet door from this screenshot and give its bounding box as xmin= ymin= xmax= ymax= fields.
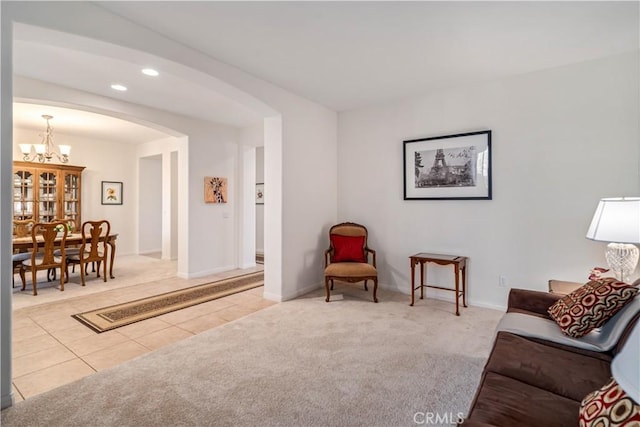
xmin=13 ymin=170 xmax=35 ymax=221
xmin=63 ymin=172 xmax=81 ymax=231
xmin=13 ymin=162 xmax=84 ymax=229
xmin=38 ymin=171 xmax=58 ymax=223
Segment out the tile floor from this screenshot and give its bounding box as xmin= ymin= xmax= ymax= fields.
xmin=11 ymin=256 xmax=273 ymax=402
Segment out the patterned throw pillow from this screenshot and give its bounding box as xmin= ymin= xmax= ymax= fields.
xmin=580 ymin=378 xmax=640 ymax=427
xmin=548 ymin=278 xmax=638 ymax=338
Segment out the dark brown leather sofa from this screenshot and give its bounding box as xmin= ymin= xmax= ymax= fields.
xmin=461 ymin=289 xmax=640 ymax=427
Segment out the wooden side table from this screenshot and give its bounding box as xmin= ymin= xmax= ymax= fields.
xmin=409 ymin=253 xmax=467 ymax=316
xmin=548 ymin=279 xmax=582 ymax=296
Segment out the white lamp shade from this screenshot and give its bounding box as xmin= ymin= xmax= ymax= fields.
xmin=19 ymin=144 xmax=31 ymax=154
xmin=34 ymin=144 xmax=46 ymax=154
xmin=586 ymin=197 xmax=640 ymax=244
xmin=58 ymin=145 xmax=71 ymax=156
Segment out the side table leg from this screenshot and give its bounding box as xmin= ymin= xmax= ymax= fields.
xmin=410 ymin=259 xmax=415 ymax=306
xmin=454 ymin=264 xmax=460 ymax=316
xmin=462 ymin=264 xmax=467 ymax=308
xmin=420 ymin=261 xmax=425 ymax=300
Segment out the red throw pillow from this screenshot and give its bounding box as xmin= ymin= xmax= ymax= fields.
xmin=330 ymin=234 xmax=366 ymax=263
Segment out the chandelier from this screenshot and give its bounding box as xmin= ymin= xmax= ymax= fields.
xmin=19 ymin=115 xmax=71 ymax=163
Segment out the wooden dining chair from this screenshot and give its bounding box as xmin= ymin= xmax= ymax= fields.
xmin=20 ymin=221 xmax=67 ymax=296
xmin=52 ymin=218 xmax=79 ymax=274
xmin=66 ymin=220 xmax=110 ymax=286
xmin=12 ymin=219 xmax=34 ymax=288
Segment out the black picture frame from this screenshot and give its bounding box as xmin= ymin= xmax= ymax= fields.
xmin=101 ymin=181 xmax=123 ymax=205
xmin=403 ymin=130 xmax=492 ymax=200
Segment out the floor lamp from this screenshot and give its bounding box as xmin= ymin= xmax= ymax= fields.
xmin=586 ymin=197 xmax=640 ymax=283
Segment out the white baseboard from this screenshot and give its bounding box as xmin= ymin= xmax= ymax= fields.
xmin=469 ymin=300 xmax=506 ymax=312
xmin=180 ymin=265 xmax=236 ymax=279
xmin=138 ymin=249 xmax=161 ymax=255
xmin=378 ymin=282 xmax=504 ymax=312
xmin=263 ymin=281 xmax=322 ymax=302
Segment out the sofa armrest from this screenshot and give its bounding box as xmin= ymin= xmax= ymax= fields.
xmin=507 ymin=288 xmax=562 ymax=317
xmin=459 ymin=420 xmax=498 ymax=427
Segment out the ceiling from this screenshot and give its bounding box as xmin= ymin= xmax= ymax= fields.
xmin=13 ymin=102 xmax=171 ymax=145
xmin=98 ymin=1 xmax=639 ymax=111
xmin=11 ymin=1 xmax=639 ymax=140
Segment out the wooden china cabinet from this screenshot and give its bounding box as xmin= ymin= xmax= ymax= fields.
xmin=12 ymin=161 xmax=86 ymax=232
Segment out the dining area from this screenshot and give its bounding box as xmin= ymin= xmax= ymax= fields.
xmin=11 ymin=161 xmax=122 ymax=296
xmin=12 ymin=219 xmax=118 ymax=296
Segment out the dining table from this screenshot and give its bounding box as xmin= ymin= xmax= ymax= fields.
xmin=12 ymin=233 xmax=118 ymax=279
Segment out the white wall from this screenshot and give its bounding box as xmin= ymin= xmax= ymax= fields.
xmin=0 ymin=3 xmax=14 ymax=410
xmin=256 ymin=146 xmax=265 ymax=253
xmin=338 ymin=51 xmax=640 ymax=310
xmin=14 ymin=77 xmax=253 ymax=278
xmin=12 ymin=127 xmax=139 ymax=255
xmin=4 ymin=2 xmax=338 ymax=298
xmin=138 ymin=155 xmax=162 ymax=254
xmin=2 ymin=3 xmax=338 ymax=407
xmin=238 ymin=123 xmax=263 ymax=266
xmin=187 ymin=127 xmax=239 ymax=275
xmin=137 ymin=137 xmax=182 ymax=262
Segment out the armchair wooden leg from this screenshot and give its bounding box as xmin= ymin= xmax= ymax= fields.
xmin=325 ymin=278 xmax=331 ymax=302
xmin=330 ymin=279 xmax=334 ymax=291
xmin=373 ymin=277 xmax=378 ymax=303
xmin=364 ymin=280 xmax=368 ymax=291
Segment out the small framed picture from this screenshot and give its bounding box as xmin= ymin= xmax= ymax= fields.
xmin=404 ymin=130 xmax=492 ymax=200
xmin=204 ymin=177 xmax=228 ymax=203
xmin=256 ymin=183 xmax=264 ymax=205
xmin=101 ymin=181 xmax=123 ymax=205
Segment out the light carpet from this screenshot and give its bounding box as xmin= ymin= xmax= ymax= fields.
xmin=1 ymin=286 xmax=502 ymax=427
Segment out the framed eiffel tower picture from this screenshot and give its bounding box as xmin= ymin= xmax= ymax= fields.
xmin=403 ymin=130 xmax=492 ymax=200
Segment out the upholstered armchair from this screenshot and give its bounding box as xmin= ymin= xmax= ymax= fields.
xmin=324 ymin=222 xmax=378 ymax=303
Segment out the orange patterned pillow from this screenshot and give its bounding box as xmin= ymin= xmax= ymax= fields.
xmin=548 ymin=278 xmax=638 ymax=338
xmin=580 ymin=378 xmax=640 ymax=426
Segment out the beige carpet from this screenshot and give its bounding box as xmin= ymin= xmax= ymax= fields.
xmin=1 ymin=286 xmax=502 ymax=427
xmin=72 ymin=272 xmax=264 ymax=332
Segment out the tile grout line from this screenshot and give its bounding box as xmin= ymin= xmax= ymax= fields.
xmin=11 ymin=382 xmax=25 ymax=401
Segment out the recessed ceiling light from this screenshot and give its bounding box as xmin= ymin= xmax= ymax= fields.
xmin=111 ymin=84 xmax=127 ymax=91
xmin=141 ymin=68 xmax=159 ymax=77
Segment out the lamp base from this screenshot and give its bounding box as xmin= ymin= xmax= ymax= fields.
xmin=605 ymin=243 xmax=639 ymax=283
